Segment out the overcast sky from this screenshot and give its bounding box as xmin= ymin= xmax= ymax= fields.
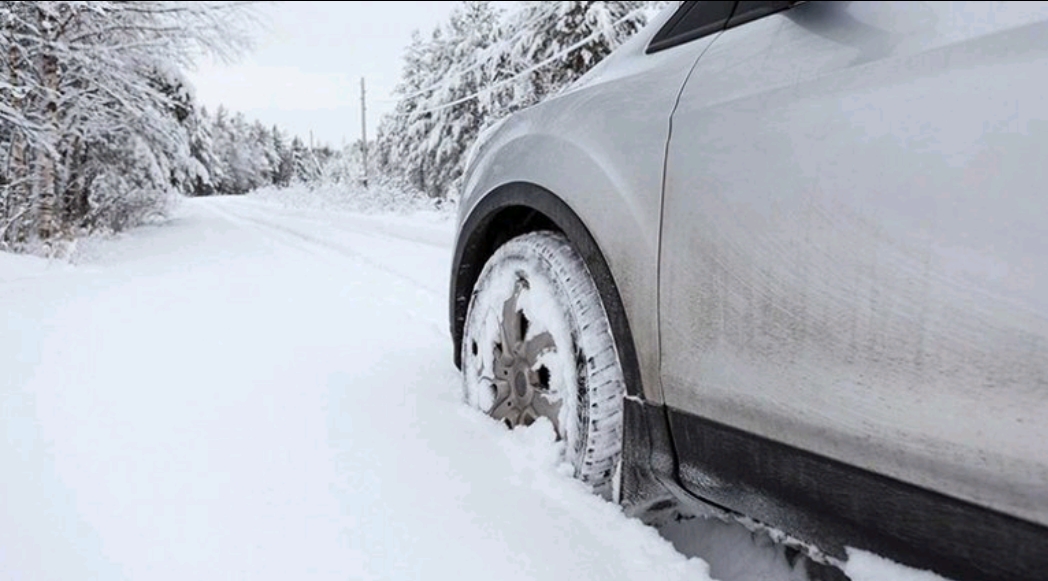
xmin=186 ymin=1 xmax=462 ymax=148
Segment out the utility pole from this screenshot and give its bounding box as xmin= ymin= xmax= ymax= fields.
xmin=360 ymin=76 xmax=369 ymax=188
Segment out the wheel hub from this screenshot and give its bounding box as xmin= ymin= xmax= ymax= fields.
xmin=485 ymin=277 xmax=562 ymax=432
xmin=513 ymin=370 xmax=529 ymax=398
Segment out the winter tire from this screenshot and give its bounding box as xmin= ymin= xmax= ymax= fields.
xmin=461 ymin=231 xmax=626 ymax=499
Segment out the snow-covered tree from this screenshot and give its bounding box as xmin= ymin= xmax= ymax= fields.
xmin=492 ymin=1 xmax=649 ymax=113
xmin=253 ymin=121 xmax=280 ymax=187
xmin=210 ymin=109 xmax=276 ymax=195
xmin=186 ymin=106 xmax=220 ymax=196
xmin=2 ymin=0 xmax=663 ymax=248
xmin=375 ymin=1 xmax=656 ymax=202
xmin=289 ymin=136 xmax=318 ymax=184
xmin=375 ymin=30 xmax=431 ymax=193
xmin=0 ymin=1 xmax=252 ymax=251
xmin=271 ymin=125 xmax=294 ymax=187
xmin=376 ymin=1 xmax=503 ymax=199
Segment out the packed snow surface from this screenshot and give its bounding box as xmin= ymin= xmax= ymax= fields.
xmin=843 ymin=549 xmax=952 ymax=581
xmin=2 ymin=195 xmax=949 ymax=580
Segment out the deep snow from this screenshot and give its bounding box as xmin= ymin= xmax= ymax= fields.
xmin=2 ymin=196 xmax=949 ymax=580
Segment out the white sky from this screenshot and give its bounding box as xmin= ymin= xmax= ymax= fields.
xmin=186 ymin=1 xmax=462 ymax=148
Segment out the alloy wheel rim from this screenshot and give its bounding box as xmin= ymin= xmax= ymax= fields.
xmin=483 ymin=276 xmax=562 ymax=433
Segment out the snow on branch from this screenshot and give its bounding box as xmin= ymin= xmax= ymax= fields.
xmin=374 ymin=1 xmax=664 ymax=201
xmin=0 ymin=0 xmax=255 ymax=253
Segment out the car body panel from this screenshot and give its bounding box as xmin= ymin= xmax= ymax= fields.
xmin=660 ymin=1 xmax=1048 ymax=526
xmin=457 ymin=6 xmax=712 ymax=404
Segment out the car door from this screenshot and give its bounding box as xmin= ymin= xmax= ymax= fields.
xmin=659 ymin=0 xmax=1048 ymax=534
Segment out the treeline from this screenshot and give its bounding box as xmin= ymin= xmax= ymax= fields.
xmin=1 ymin=1 xmax=662 ymax=254
xmin=374 ymin=1 xmax=661 ymax=200
xmin=191 ymin=106 xmax=368 ymax=197
xmin=192 ymin=1 xmax=667 ymax=203
xmin=0 ymin=1 xmax=256 ymax=252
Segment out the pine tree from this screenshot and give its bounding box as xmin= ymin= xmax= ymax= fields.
xmin=289 ymin=136 xmax=315 ymax=184
xmin=271 ymin=125 xmax=293 ymax=187
xmin=249 ymin=121 xmax=275 ymax=186
xmin=187 ymin=106 xmax=219 ymax=196
xmin=376 ymin=1 xmax=503 ymax=199
xmin=495 ymin=1 xmax=648 ymax=113
xmin=210 ymin=105 xmax=235 ymax=194
xmin=374 ymin=1 xmax=655 ymax=203
xmin=375 ymin=30 xmax=432 ymax=193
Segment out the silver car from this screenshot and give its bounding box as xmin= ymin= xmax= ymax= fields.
xmin=449 ymin=2 xmax=1048 ymax=579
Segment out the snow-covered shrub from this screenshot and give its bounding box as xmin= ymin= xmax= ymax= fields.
xmin=249 ymin=175 xmax=450 ymax=217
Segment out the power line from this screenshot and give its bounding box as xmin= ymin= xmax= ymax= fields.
xmin=405 ymin=5 xmax=648 ymax=118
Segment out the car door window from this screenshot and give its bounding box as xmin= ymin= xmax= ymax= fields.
xmin=647 ymin=1 xmax=737 ymax=54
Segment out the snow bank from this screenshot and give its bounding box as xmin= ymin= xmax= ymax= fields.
xmin=248 ymin=181 xmax=452 ymax=218
xmin=845 ymin=548 xmax=955 ymax=581
xmin=659 ymin=516 xmax=810 ymax=581
xmin=0 ymin=250 xmax=70 ymax=283
xmin=235 ymin=189 xmax=454 ymax=251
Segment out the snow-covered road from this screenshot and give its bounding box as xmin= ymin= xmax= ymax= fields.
xmin=2 ymin=197 xmax=919 ymax=581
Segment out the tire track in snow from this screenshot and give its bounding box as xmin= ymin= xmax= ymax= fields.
xmin=202 ymin=199 xmax=448 ymax=338
xmin=235 ymin=197 xmax=453 ymax=250
xmin=207 ymin=200 xmax=445 ymax=293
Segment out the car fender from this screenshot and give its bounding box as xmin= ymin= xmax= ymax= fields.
xmin=453 ymin=128 xmax=660 ymax=403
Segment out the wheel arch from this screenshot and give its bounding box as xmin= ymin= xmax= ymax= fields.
xmin=449 ymin=181 xmax=643 ymax=399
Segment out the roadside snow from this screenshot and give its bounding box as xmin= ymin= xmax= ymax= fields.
xmin=249 ymin=182 xmax=452 ymax=219
xmin=1 ymin=197 xmax=708 ymax=581
xmin=844 ymin=549 xmax=952 ymax=581
xmin=0 ymin=250 xmax=77 ymax=283
xmin=659 ymin=516 xmax=809 ymax=581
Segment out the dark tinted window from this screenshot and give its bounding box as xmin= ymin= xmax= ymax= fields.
xmin=727 ymin=1 xmax=793 ymax=28
xmin=646 ymin=1 xmax=737 ymax=54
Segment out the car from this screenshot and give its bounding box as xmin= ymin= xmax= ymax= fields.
xmin=448 ymin=2 xmax=1048 ymax=580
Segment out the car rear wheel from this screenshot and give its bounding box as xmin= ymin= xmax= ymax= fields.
xmin=461 ymin=231 xmax=626 ymax=499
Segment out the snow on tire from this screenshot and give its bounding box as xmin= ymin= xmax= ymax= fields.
xmin=462 ymin=231 xmax=626 ymax=499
